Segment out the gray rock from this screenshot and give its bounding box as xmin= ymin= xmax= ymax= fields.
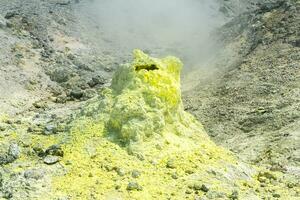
xmin=171 ymin=172 xmax=178 ymax=179
xmin=8 ymin=144 xmax=20 ymax=159
xmin=33 ymin=145 xmax=45 ymax=157
xmin=192 ymin=183 xmax=209 ymax=192
xmin=0 ymin=172 xmax=3 ymax=187
xmin=33 ymin=101 xmax=47 ymax=109
xmin=56 ymin=94 xmax=68 ymax=103
xmin=115 ymin=183 xmax=121 ymax=190
xmin=229 ymin=190 xmax=239 ymax=200
xmin=166 ymin=159 xmax=176 ymax=169
xmin=43 ymin=155 xmax=60 ymax=165
xmin=0 ymin=123 xmax=6 ymax=131
xmin=87 ymin=76 xmax=105 ymax=88
xmin=24 ymin=169 xmax=45 ymax=180
xmin=82 ymin=89 xmax=97 ymax=100
xmin=131 ymin=170 xmax=141 ymax=178
xmin=49 ymin=69 xmax=71 ymax=83
xmin=185 ymin=189 xmax=193 ymax=194
xmin=273 ymin=193 xmax=280 ymax=198
xmin=3 ymin=191 xmax=13 ymax=199
xmin=206 ymin=191 xmax=226 ymax=199
xmin=70 ymin=88 xmax=84 ymax=99
xmin=45 ymin=145 xmax=64 ymax=157
xmin=43 ymin=124 xmax=58 ymax=135
xmin=0 ymin=144 xmax=20 ymax=165
xmin=116 ymin=168 xmax=125 ymax=176
xmin=126 ymin=182 xmax=142 ymax=191
xmin=200 ymin=184 xmax=209 ymax=193
xmin=4 ymin=11 xmax=18 ymax=19
xmin=0 ymin=15 xmax=6 ymax=28
xmin=56 ymin=0 xmax=71 ymax=6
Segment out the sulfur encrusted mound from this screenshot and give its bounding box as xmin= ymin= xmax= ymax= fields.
xmin=107 ymin=50 xmax=197 ymax=145
xmin=51 ymin=50 xmax=299 ymax=200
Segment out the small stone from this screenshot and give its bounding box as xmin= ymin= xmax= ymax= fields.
xmin=5 ymin=119 xmax=13 ymax=124
xmin=65 ymin=160 xmax=72 ymax=165
xmin=287 ymin=182 xmax=295 ymax=188
xmin=185 ymin=169 xmax=195 ymax=174
xmin=136 ymin=153 xmax=145 ymax=161
xmin=185 ymin=189 xmax=193 ymax=194
xmin=83 ymin=89 xmax=96 ymax=99
xmin=260 ymin=183 xmax=266 ymax=187
xmin=206 ymin=191 xmax=225 ymax=199
xmin=88 ymin=76 xmax=105 ymax=88
xmin=15 ymin=119 xmax=21 ymax=124
xmin=104 ymin=165 xmax=114 ymax=172
xmin=258 ymin=176 xmax=267 ymax=183
xmin=166 ymin=159 xmax=176 ymax=169
xmin=9 ymin=143 xmax=20 ymax=159
xmin=3 ymin=191 xmax=13 ymax=199
xmin=150 ymin=159 xmax=158 ymax=165
xmin=0 ymin=172 xmax=2 ymax=187
xmin=6 ymin=21 xmax=13 ymax=28
xmin=131 ymin=170 xmax=141 ymax=178
xmin=188 ymin=183 xmax=194 ymax=189
xmin=67 ymin=53 xmax=76 ymax=60
xmin=0 ymin=123 xmax=6 ymax=131
xmin=27 ymin=126 xmax=34 ymax=132
xmin=33 ymin=101 xmax=47 ymax=109
xmin=155 ymin=143 xmax=162 ymax=150
xmin=70 ymin=88 xmax=84 ymax=99
xmin=0 ymin=144 xmax=20 ymax=165
xmin=56 ymin=94 xmax=67 ymax=103
xmin=197 ymin=197 xmax=208 ymax=200
xmin=104 ymin=66 xmax=113 ymax=72
xmin=49 ymin=69 xmax=70 ymax=83
xmin=24 ymin=169 xmax=44 ymax=180
xmin=43 ymin=155 xmax=60 ymax=165
xmin=0 ymin=14 xmax=7 ymax=28
xmin=115 ymin=184 xmax=121 ymax=190
xmin=56 ymin=0 xmax=71 ymax=6
xmin=127 ymin=182 xmax=142 ymax=191
xmin=5 ymin=11 xmax=17 ymax=19
xmin=258 ymin=171 xmax=277 ymax=180
xmin=273 ymin=193 xmax=280 ymax=198
xmin=195 ymin=183 xmax=209 ymax=193
xmin=229 ymin=190 xmax=239 ymax=200
xmin=43 ymin=124 xmax=58 ymax=135
xmin=171 ymin=172 xmax=178 ymax=179
xmin=45 ymin=145 xmax=64 ymax=157
xmin=33 ymin=145 xmax=45 ymax=157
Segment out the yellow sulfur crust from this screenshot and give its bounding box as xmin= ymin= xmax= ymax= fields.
xmin=51 ymin=50 xmax=299 ymax=200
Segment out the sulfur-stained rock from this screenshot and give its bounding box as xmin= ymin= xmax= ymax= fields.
xmin=131 ymin=170 xmax=141 ymax=178
xmin=24 ymin=169 xmax=45 ymax=180
xmin=127 ymin=181 xmax=142 ymax=191
xmin=43 ymin=155 xmax=60 ymax=165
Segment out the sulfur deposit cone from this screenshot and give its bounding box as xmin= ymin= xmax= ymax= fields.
xmin=53 ymin=50 xmax=299 ymax=200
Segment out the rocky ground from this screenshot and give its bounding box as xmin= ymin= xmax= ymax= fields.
xmin=184 ymin=0 xmax=300 ymax=178
xmin=0 ymin=0 xmax=299 ymax=199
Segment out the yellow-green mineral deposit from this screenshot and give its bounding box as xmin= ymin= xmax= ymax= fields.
xmin=50 ymin=50 xmax=299 ymax=199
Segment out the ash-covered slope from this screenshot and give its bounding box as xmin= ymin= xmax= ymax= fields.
xmin=184 ymin=0 xmax=300 ymax=178
xmin=0 ymin=0 xmax=114 ymax=116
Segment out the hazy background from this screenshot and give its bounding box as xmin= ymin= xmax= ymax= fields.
xmin=76 ymin=0 xmax=229 ymax=68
